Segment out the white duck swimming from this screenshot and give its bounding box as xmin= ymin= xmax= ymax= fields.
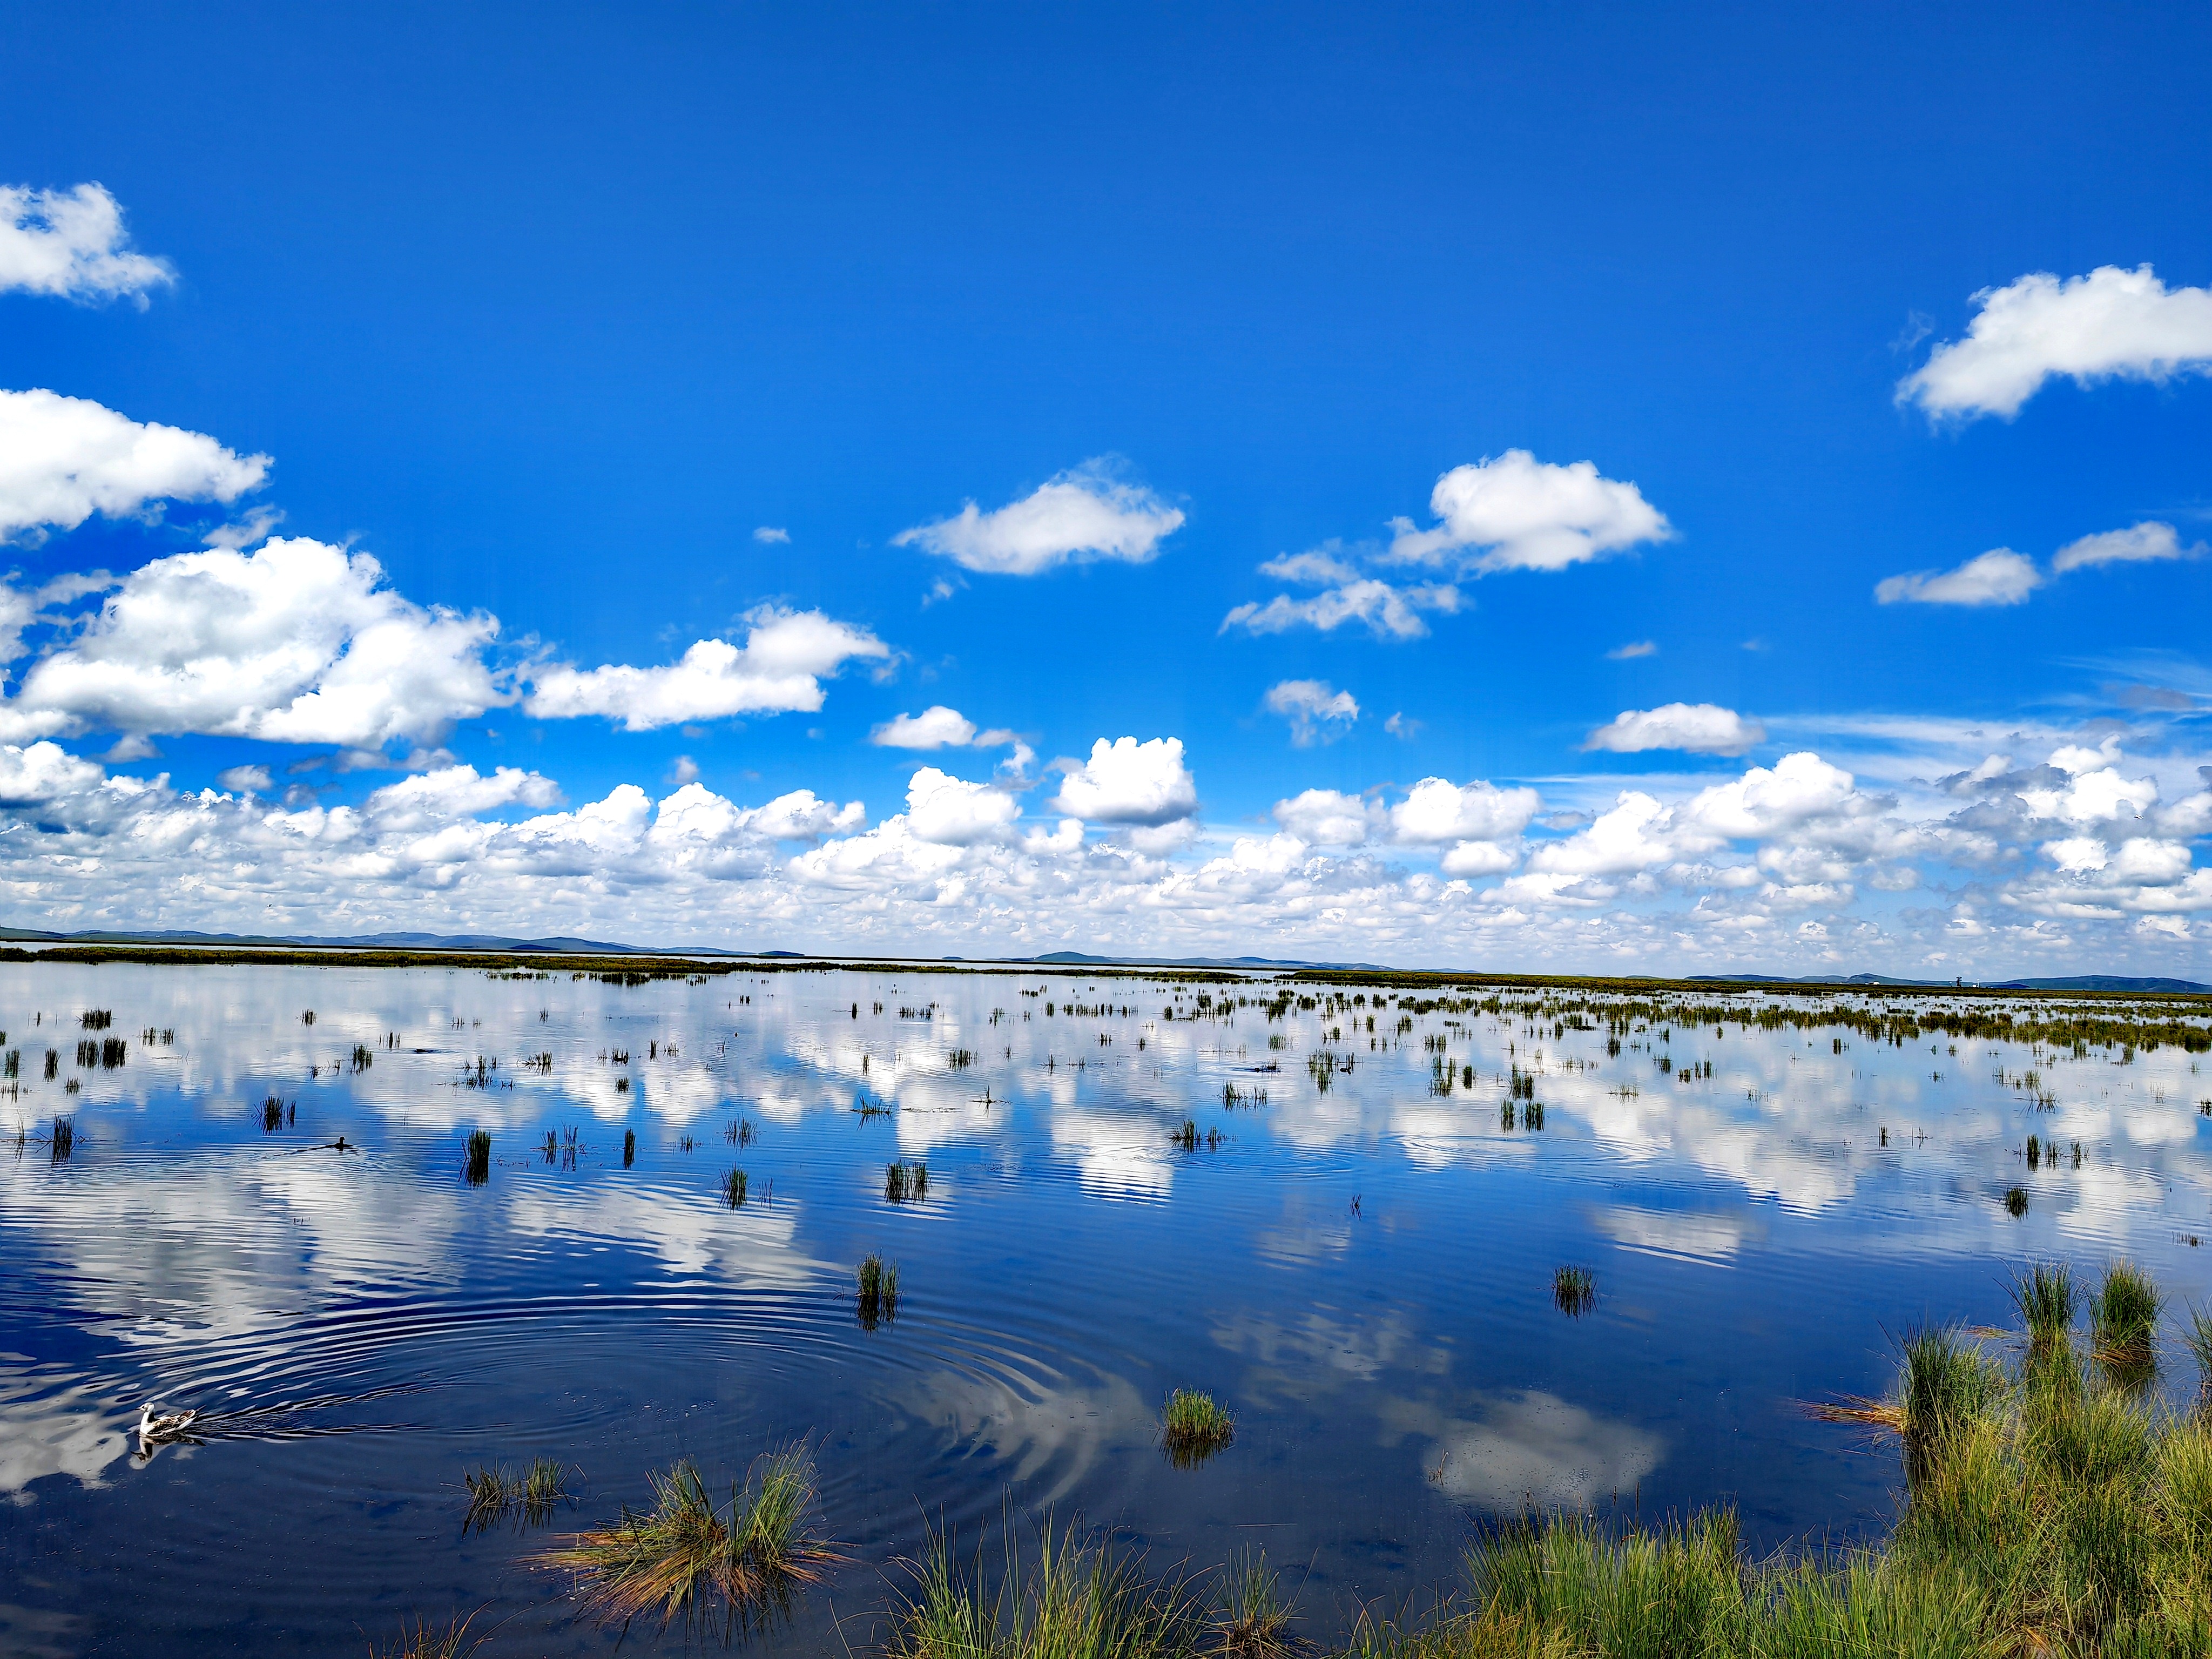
xmin=138 ymin=1402 xmax=199 ymax=1447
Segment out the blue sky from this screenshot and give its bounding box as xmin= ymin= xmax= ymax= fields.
xmin=2 ymin=2 xmax=2209 ymax=973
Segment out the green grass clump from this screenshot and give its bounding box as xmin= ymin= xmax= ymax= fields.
xmin=1551 ymin=1266 xmax=1596 ymax=1318
xmin=539 ymin=1449 xmax=837 ymax=1628
xmin=463 ymin=1456 xmax=574 ymax=1530
xmin=2090 ymin=1260 xmax=2161 ymax=1373
xmin=723 ymin=1168 xmax=749 ymax=1208
xmin=367 ymin=1612 xmax=482 ymax=1658
xmin=886 ymin=1511 xmax=1203 ymax=1659
xmin=463 ymin=1130 xmax=490 ymax=1184
xmin=2182 ymin=1305 xmax=2212 ymax=1402
xmin=858 ymin=1253 xmax=899 ymax=1328
xmin=2011 ymin=1262 xmax=2078 ymax=1353
xmin=1209 ymin=1547 xmax=1298 ymax=1659
xmin=1161 ymin=1389 xmax=1233 ymax=1465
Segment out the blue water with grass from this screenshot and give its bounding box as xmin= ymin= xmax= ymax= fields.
xmin=3 ymin=962 xmax=2209 ymax=1655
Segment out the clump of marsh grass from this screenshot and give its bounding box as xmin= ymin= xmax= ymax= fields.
xmin=2089 ymin=1260 xmax=2160 ymax=1376
xmin=539 ymin=1448 xmax=838 ymax=1629
xmin=463 ymin=1130 xmax=491 ymax=1184
xmin=2183 ymin=1304 xmax=2212 ymax=1404
xmin=1209 ymin=1546 xmax=1300 ymax=1659
xmin=1552 ymin=1267 xmax=1596 ymax=1318
xmin=1162 ymin=1389 xmax=1234 ymax=1466
xmin=723 ymin=1168 xmax=749 ymax=1208
xmin=885 ymin=1509 xmax=1203 ymax=1659
xmin=2004 ymin=1184 xmax=2029 ymax=1217
xmin=885 ymin=1159 xmax=929 ymax=1203
xmin=857 ymin=1253 xmax=899 ymax=1328
xmin=1896 ymin=1326 xmax=2005 ymax=1477
xmin=262 ymin=1095 xmax=285 ymax=1132
xmin=2011 ymin=1262 xmax=2078 ymax=1354
xmin=366 ymin=1611 xmax=483 ymax=1658
xmin=48 ymin=1115 xmax=75 ymax=1162
xmin=464 ymin=1456 xmax=575 ymax=1530
xmin=623 ymin=1128 xmax=636 ymax=1167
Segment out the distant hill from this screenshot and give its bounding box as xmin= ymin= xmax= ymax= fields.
xmin=1031 ymin=949 xmax=1387 ymax=972
xmin=1694 ymin=970 xmax=2208 ymax=994
xmin=1987 ymin=975 xmax=2210 ymax=994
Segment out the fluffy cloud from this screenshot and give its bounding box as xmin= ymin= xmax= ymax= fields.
xmin=2049 ymin=520 xmax=2202 ymax=574
xmin=1220 ymin=576 xmax=1460 ymax=640
xmin=1263 ymin=679 xmax=1359 ymax=745
xmin=0 ymin=739 xmax=104 ymax=805
xmin=872 ymin=705 xmax=979 ymax=749
xmin=1387 ymin=451 xmax=1672 ymax=574
xmin=0 ymin=388 xmax=270 ymax=538
xmin=0 ymin=726 xmax=2202 ymax=974
xmin=1389 ymin=777 xmax=1542 ymax=845
xmin=892 ymin=461 xmax=1183 ymax=576
xmin=0 ymin=184 xmax=174 ymax=304
xmin=1875 ymin=549 xmax=2043 ymax=607
xmin=524 ymin=606 xmax=888 ymax=731
xmin=1583 ymin=703 xmax=1765 ymax=757
xmin=9 ymin=537 xmax=502 ymax=747
xmin=1898 ymin=265 xmax=2212 ymax=421
xmin=363 ymin=764 xmax=562 ymax=831
xmin=905 ymin=767 xmax=1021 ymax=845
xmin=1050 ymin=736 xmax=1198 ymax=826
xmin=1272 ymin=787 xmax=1379 ymax=846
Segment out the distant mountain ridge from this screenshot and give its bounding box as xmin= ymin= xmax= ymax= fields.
xmin=1694 ymin=970 xmax=2209 ymax=994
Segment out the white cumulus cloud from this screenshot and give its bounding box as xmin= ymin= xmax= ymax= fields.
xmin=2049 ymin=520 xmax=2202 ymax=574
xmin=0 ymin=388 xmax=269 ymax=539
xmin=892 ymin=461 xmax=1183 ymax=576
xmin=1584 ymin=703 xmax=1766 ymax=757
xmin=1387 ymin=450 xmax=1672 ymax=574
xmin=1898 ymin=265 xmax=2212 ymax=421
xmin=525 ymin=606 xmax=888 ymax=731
xmin=1390 ymin=777 xmax=1541 ymax=844
xmin=872 ymin=705 xmax=979 ymax=749
xmin=1263 ymin=679 xmax=1360 ymax=745
xmin=905 ymin=767 xmax=1022 ymax=845
xmin=1050 ymin=736 xmax=1197 ymax=826
xmin=10 ymin=537 xmax=501 ymax=747
xmin=1272 ymin=787 xmax=1378 ymax=846
xmin=0 ymin=184 xmax=174 ymax=305
xmin=1875 ymin=549 xmax=2044 ymax=607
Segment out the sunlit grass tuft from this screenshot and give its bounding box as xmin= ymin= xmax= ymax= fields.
xmin=1162 ymin=1389 xmax=1234 ymax=1466
xmin=538 ymin=1448 xmax=838 ymax=1629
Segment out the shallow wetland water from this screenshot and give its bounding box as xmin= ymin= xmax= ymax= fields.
xmin=3 ymin=960 xmax=2210 ymax=1655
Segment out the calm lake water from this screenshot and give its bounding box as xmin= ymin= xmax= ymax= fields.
xmin=3 ymin=961 xmax=2210 ymax=1656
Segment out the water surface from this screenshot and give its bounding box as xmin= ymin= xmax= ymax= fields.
xmin=4 ymin=961 xmax=2210 ymax=1656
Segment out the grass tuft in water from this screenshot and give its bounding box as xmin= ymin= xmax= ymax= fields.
xmin=48 ymin=1115 xmax=74 ymax=1161
xmin=723 ymin=1168 xmax=748 ymax=1208
xmin=2089 ymin=1260 xmax=2161 ymax=1375
xmin=1210 ymin=1546 xmax=1300 ymax=1659
xmin=1552 ymin=1266 xmax=1596 ymax=1318
xmin=539 ymin=1448 xmax=838 ymax=1629
xmin=2011 ymin=1262 xmax=2078 ymax=1353
xmin=1162 ymin=1389 xmax=1234 ymax=1466
xmin=464 ymin=1457 xmax=575 ymax=1530
xmin=367 ymin=1611 xmax=483 ymax=1658
xmin=858 ymin=1253 xmax=900 ymax=1328
xmin=463 ymin=1130 xmax=490 ymax=1184
xmin=2183 ymin=1305 xmax=2212 ymax=1403
xmin=885 ymin=1509 xmax=1203 ymax=1659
